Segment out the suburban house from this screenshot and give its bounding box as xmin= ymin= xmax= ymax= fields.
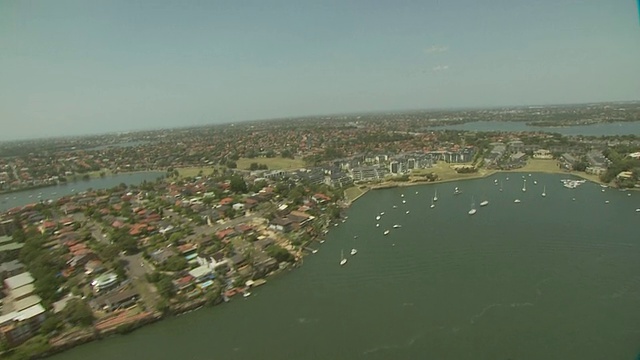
xmin=269 ymin=217 xmax=293 ymax=233
xmin=0 ymin=303 xmax=46 ymax=346
xmin=91 ymin=288 xmax=140 ymax=312
xmin=533 ymin=149 xmax=553 ymax=159
xmin=0 ymin=260 xmax=26 ymax=280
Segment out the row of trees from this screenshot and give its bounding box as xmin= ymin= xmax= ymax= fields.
xmin=16 ymin=226 xmax=66 ymax=308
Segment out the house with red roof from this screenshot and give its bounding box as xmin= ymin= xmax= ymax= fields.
xmin=219 ymin=197 xmax=234 ymax=206
xmin=38 ymin=220 xmax=57 ymax=234
xmin=215 ymin=228 xmax=237 ymax=241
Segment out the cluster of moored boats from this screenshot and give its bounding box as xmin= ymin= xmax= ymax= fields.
xmin=338 ymin=175 xmax=639 ymax=266
xmin=562 ymin=179 xmax=586 ymax=189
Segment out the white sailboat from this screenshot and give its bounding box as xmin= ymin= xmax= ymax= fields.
xmin=430 ymin=199 xmax=435 ymax=209
xmin=480 ymin=199 xmax=489 ymax=207
xmin=522 ymin=179 xmax=527 ymax=192
xmin=499 ymin=181 xmax=503 ymax=192
xmin=541 ymin=185 xmax=546 ymax=197
xmin=468 ymin=196 xmax=477 ymax=215
xmin=350 ymin=248 xmax=358 ymax=256
xmin=340 ymin=250 xmax=347 ymax=266
xmin=433 ymin=189 xmax=438 ymax=202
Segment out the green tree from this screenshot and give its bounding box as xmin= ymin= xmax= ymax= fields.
xmin=62 ymin=299 xmax=95 ymax=327
xmin=168 ymin=231 xmax=185 ymax=245
xmin=229 ymin=175 xmax=247 ymax=193
xmin=162 ymin=256 xmax=188 ymax=272
xmin=40 ymin=314 xmax=62 ymax=336
xmin=156 ymin=277 xmax=175 ymax=299
xmin=267 ymin=245 xmax=295 ymax=263
xmin=281 ymin=149 xmax=293 ymax=159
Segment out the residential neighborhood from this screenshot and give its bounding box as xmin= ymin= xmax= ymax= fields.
xmin=1 ymin=102 xmax=640 ymax=358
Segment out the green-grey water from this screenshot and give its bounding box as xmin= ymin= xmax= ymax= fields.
xmin=52 ymin=173 xmax=640 ymax=360
xmin=0 ymin=172 xmax=165 ymax=212
xmin=430 ymin=121 xmax=640 ymax=136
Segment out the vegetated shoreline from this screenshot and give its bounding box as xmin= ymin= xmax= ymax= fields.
xmin=0 ymin=170 xmax=166 ymax=196
xmin=8 ymin=262 xmax=297 ymax=360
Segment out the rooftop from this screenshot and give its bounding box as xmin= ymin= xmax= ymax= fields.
xmin=15 ymin=303 xmax=46 ymax=322
xmin=10 ymin=283 xmax=35 ymax=299
xmin=4 ymin=272 xmax=35 ymax=290
xmin=0 ymin=242 xmax=24 ymax=253
xmin=0 ymin=260 xmax=25 ymax=273
xmin=13 ymin=294 xmax=43 ymax=312
xmin=0 ymin=235 xmax=13 ymax=244
xmin=188 ymin=265 xmax=213 ymax=280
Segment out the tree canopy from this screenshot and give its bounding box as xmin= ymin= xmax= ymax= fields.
xmin=62 ymin=299 xmax=95 ymax=327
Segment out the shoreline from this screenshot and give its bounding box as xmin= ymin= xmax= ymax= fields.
xmin=346 ymin=164 xmax=615 ymax=205
xmin=0 ymin=162 xmax=618 ymax=358
xmin=0 ymin=170 xmax=166 ymax=196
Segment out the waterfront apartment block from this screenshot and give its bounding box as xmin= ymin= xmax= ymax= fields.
xmin=1 ymin=271 xmax=46 ymax=346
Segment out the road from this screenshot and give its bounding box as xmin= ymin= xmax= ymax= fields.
xmin=123 ymin=253 xmax=160 ymax=309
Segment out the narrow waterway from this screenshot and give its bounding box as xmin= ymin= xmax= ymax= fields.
xmin=0 ymin=172 xmax=165 ymax=212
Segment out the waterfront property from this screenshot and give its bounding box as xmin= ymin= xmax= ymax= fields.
xmin=46 ymin=173 xmax=640 ymax=360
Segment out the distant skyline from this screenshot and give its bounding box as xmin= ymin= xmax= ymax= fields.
xmin=1 ymin=0 xmax=639 ymax=141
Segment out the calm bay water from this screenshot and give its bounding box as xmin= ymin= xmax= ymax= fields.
xmin=431 ymin=121 xmax=640 ymax=136
xmin=52 ymin=173 xmax=640 ymax=360
xmin=0 ymin=172 xmax=165 ymax=212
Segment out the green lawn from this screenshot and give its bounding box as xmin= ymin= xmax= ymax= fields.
xmin=236 ymin=157 xmax=305 ymax=170
xmin=411 ymin=161 xmax=489 ymax=181
xmin=175 ymin=167 xmax=218 ymax=178
xmin=513 ymin=159 xmax=562 ymax=173
xmin=344 ymin=186 xmax=367 ymax=202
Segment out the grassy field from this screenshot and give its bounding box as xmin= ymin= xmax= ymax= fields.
xmin=412 ymin=161 xmax=492 ymax=182
xmin=502 ymin=159 xmax=603 ymax=183
xmin=509 ymin=159 xmax=562 ymax=173
xmin=236 ymin=157 xmax=305 ymax=170
xmin=175 ymin=166 xmax=218 ymax=178
xmin=344 ymin=186 xmax=368 ymax=202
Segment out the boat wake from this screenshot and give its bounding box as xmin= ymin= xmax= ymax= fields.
xmin=296 ymin=317 xmax=319 ymax=324
xmin=363 ymin=333 xmax=422 ymax=356
xmin=469 ymin=302 xmax=533 ymax=324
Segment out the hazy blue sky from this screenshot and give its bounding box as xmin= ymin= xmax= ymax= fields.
xmin=1 ymin=0 xmax=639 ymax=140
